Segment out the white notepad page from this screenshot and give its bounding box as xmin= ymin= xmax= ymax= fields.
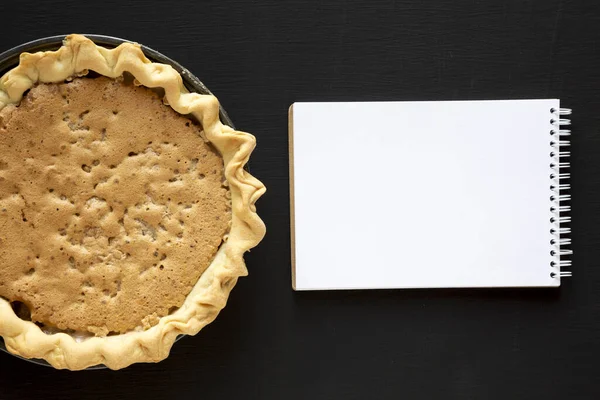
xmin=290 ymin=99 xmax=562 ymax=290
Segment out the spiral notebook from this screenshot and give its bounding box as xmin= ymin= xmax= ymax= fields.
xmin=289 ymin=100 xmax=572 ymax=290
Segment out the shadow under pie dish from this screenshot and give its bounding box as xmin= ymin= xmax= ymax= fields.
xmin=0 ymin=34 xmax=266 ymax=370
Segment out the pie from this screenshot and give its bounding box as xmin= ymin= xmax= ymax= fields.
xmin=0 ymin=35 xmax=265 ymax=370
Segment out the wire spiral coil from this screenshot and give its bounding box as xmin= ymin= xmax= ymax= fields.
xmin=550 ymin=107 xmax=572 ymax=279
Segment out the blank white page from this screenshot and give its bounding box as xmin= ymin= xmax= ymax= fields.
xmin=290 ymin=99 xmax=561 ymax=290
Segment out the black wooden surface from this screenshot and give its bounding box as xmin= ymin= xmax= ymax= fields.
xmin=1 ymin=0 xmax=599 ymax=399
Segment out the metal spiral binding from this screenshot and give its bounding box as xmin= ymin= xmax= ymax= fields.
xmin=550 ymin=107 xmax=572 ymax=280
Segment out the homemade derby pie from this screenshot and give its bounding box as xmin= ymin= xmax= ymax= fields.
xmin=0 ymin=35 xmax=265 ymax=370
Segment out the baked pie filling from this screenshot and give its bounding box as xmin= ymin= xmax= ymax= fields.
xmin=0 ymin=77 xmax=230 ymax=336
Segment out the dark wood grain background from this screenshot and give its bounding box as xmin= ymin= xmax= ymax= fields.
xmin=1 ymin=0 xmax=599 ymax=399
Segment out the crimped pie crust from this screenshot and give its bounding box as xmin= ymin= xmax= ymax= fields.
xmin=0 ymin=34 xmax=266 ymax=370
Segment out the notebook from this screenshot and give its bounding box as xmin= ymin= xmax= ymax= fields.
xmin=289 ymin=100 xmax=572 ymax=290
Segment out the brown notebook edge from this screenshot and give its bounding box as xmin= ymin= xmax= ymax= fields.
xmin=289 ymin=104 xmax=297 ymax=290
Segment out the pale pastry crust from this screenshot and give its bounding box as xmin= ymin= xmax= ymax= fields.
xmin=0 ymin=34 xmax=266 ymax=370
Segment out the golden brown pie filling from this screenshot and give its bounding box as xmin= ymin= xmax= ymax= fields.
xmin=0 ymin=76 xmax=230 ymax=336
